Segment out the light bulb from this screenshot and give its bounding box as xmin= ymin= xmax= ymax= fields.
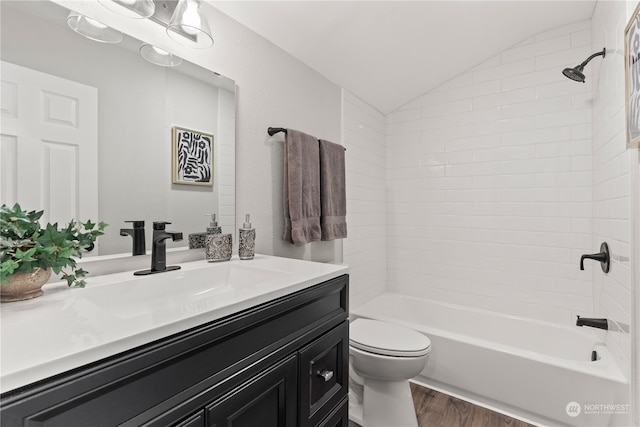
xmin=67 ymin=12 xmax=123 ymax=43
xmin=151 ymin=46 xmax=170 ymax=56
xmin=181 ymin=1 xmax=201 ymax=36
xmin=85 ymin=17 xmax=108 ymax=30
xmin=166 ymin=0 xmax=213 ymax=48
xmin=140 ymin=43 xmax=183 ymax=66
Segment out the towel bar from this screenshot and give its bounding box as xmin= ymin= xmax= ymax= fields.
xmin=267 ymin=127 xmax=346 ymax=151
xmin=268 ymin=127 xmax=287 ymax=136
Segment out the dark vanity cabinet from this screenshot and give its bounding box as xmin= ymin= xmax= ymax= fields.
xmin=0 ymin=275 xmax=349 ymax=427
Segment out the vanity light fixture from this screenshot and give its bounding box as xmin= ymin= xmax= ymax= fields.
xmin=98 ymin=0 xmax=155 ymax=19
xmin=167 ymin=0 xmax=213 ymax=48
xmin=68 ymin=0 xmax=213 ymax=66
xmin=97 ymin=0 xmax=213 ymax=48
xmin=140 ymin=43 xmax=183 ymax=67
xmin=66 ymin=12 xmax=123 ymax=44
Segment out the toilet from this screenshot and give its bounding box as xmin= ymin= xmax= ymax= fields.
xmin=348 ymin=318 xmax=431 ymax=427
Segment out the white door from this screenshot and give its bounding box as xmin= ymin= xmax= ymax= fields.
xmin=0 ymin=61 xmax=99 ymax=252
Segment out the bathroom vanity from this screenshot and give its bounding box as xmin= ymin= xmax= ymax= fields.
xmin=0 ymin=255 xmax=349 ymax=427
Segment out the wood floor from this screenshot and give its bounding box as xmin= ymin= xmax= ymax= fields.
xmin=410 ymin=383 xmax=538 ymax=427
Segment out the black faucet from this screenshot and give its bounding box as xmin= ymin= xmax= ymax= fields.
xmin=576 ymin=315 xmax=608 ymax=330
xmin=134 ymin=222 xmax=183 ymax=276
xmin=580 ymin=242 xmax=610 ymax=273
xmin=120 ymin=220 xmax=146 ymax=256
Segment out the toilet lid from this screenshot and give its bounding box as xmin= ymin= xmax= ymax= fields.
xmin=349 ymin=318 xmax=431 ymax=357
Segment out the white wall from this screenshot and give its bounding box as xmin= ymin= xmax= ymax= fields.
xmin=342 ymin=90 xmax=387 ymax=309
xmin=53 ymin=0 xmax=343 ymax=263
xmin=386 ymin=20 xmax=595 ymax=324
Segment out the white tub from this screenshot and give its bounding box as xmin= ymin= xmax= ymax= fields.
xmin=351 ymin=293 xmax=631 ymax=427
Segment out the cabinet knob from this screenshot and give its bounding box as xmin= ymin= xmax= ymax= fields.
xmin=317 ymin=370 xmax=334 ymax=382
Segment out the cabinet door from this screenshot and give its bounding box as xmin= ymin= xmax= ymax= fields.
xmin=317 ymin=397 xmax=348 ymax=427
xmin=299 ymin=322 xmax=349 ymax=426
xmin=206 ymin=355 xmax=297 ymax=427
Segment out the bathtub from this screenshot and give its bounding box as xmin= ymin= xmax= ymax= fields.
xmin=350 ymin=293 xmax=631 ymax=427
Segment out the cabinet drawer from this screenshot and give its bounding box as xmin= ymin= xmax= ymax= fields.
xmin=299 ymin=321 xmax=348 ymax=426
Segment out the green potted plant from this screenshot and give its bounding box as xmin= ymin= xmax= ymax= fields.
xmin=0 ymin=203 xmax=107 ymax=302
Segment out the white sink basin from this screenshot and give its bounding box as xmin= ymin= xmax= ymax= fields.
xmin=79 ymin=262 xmax=290 ymax=319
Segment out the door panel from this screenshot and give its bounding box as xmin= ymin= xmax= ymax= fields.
xmin=0 ymin=61 xmax=98 ymax=250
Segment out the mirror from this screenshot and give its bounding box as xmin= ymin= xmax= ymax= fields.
xmin=0 ymin=1 xmax=236 ymax=256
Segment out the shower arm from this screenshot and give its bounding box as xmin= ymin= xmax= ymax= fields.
xmin=579 ymin=48 xmax=606 ymax=67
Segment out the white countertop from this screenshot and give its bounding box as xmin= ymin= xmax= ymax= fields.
xmin=0 ymin=255 xmax=348 ymax=393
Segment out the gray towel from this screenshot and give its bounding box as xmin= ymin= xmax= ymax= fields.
xmin=319 ymin=139 xmax=347 ymax=240
xmin=283 ymin=129 xmax=322 ymax=245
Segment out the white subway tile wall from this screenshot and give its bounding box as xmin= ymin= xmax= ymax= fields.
xmin=592 ymin=0 xmax=633 ymax=379
xmin=217 ymin=90 xmax=236 ymax=230
xmin=385 ymin=21 xmax=597 ymax=326
xmin=343 ymin=91 xmax=387 ymax=309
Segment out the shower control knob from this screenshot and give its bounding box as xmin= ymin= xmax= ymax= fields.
xmin=579 ymin=242 xmax=610 ymax=273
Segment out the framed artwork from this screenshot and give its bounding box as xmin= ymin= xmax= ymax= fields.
xmin=172 ymin=126 xmax=214 ymax=186
xmin=625 ymin=2 xmax=640 ymax=147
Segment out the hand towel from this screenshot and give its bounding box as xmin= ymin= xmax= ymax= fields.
xmin=319 ymin=139 xmax=347 ymax=240
xmin=283 ymin=129 xmax=322 ymax=245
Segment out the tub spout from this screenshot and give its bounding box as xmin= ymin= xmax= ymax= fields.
xmin=576 ymin=315 xmax=608 ymax=330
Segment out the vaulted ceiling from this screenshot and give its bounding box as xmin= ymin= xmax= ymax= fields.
xmin=211 ymin=1 xmax=597 ymax=114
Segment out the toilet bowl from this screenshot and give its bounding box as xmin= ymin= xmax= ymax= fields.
xmin=348 ymin=318 xmax=431 ymax=427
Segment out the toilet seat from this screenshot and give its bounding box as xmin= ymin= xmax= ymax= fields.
xmin=350 ymin=318 xmax=431 ymax=357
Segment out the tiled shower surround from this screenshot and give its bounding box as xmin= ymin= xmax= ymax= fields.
xmin=376 ymin=11 xmax=632 ymax=382
xmin=382 ymin=16 xmax=631 ymax=378
xmin=386 ymin=20 xmax=595 ymax=322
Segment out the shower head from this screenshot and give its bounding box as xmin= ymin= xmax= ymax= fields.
xmin=562 ymin=65 xmax=586 ymax=82
xmin=562 ymin=48 xmax=606 ymax=83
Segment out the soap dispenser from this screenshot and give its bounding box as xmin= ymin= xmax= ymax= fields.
xmin=206 ymin=213 xmax=222 ymax=235
xmin=238 ymin=214 xmax=255 ymax=260
xmin=188 ymin=213 xmax=222 ymax=249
